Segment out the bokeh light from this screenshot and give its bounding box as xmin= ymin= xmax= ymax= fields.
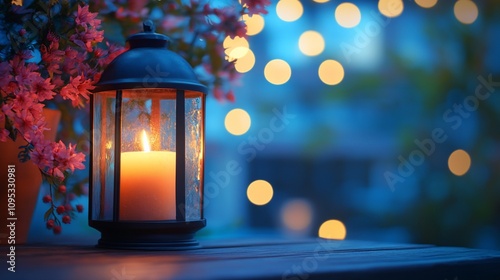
xmin=319 ymin=60 xmax=345 ymax=85
xmin=378 ymin=0 xmax=404 ymax=18
xmin=415 ymin=0 xmax=438 ymax=8
xmin=318 ymin=219 xmax=347 ymax=240
xmin=454 ymin=0 xmax=478 ymax=24
xmin=281 ymin=199 xmax=313 ymax=232
xmin=247 ymin=180 xmax=274 ymax=206
xmin=298 ymin=31 xmax=325 ymax=56
xmin=313 ymin=0 xmax=329 ymax=3
xmin=234 ymin=49 xmax=255 ymax=73
xmin=223 ymin=36 xmax=249 ymax=60
xmin=242 ymin=14 xmax=265 ymax=36
xmin=448 ymin=149 xmax=471 ymax=176
xmin=335 ymin=3 xmax=361 ymax=28
xmin=225 ymin=108 xmax=251 ymax=136
xmin=264 ymin=59 xmax=292 ymax=85
xmin=276 ymin=0 xmax=303 ymax=22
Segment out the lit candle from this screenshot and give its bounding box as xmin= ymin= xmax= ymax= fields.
xmin=120 ymin=130 xmax=176 ymax=220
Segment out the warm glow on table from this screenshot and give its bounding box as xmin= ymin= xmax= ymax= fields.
xmin=120 ymin=130 xmax=176 ymax=220
xmin=319 ymin=219 xmax=347 ymax=240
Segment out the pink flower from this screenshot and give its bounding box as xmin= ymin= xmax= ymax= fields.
xmin=213 ymin=86 xmax=224 ymax=101
xmin=46 ymin=31 xmax=59 ymax=42
xmin=226 ymin=90 xmax=235 ymax=102
xmin=64 ymin=47 xmax=79 ymax=59
xmin=70 ymin=29 xmax=104 ymax=52
xmin=75 ymin=5 xmax=101 ymax=28
xmin=97 ymin=43 xmax=126 ymax=67
xmin=11 ymin=56 xmax=40 ymax=87
xmin=72 ymin=6 xmax=104 ymax=52
xmin=12 ymin=109 xmax=35 ymax=138
xmin=12 ymin=90 xmax=36 ymax=111
xmin=32 ymin=77 xmax=56 ymax=102
xmin=53 ymin=141 xmax=85 ymax=173
xmin=40 ymin=43 xmax=64 ymax=75
xmin=60 ymin=76 xmax=94 ymax=107
xmin=12 ymin=105 xmax=46 ymax=142
xmin=51 ymin=75 xmax=64 ymax=88
xmin=241 ymin=0 xmax=270 ymax=16
xmin=30 ymin=139 xmax=53 ymax=170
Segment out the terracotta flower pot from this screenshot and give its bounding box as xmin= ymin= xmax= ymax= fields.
xmin=0 ymin=108 xmax=61 ymax=245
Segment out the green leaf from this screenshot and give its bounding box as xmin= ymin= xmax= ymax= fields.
xmin=4 ymin=117 xmax=17 ymax=142
xmin=43 ymin=207 xmax=53 ymax=222
xmin=17 ymin=143 xmax=33 ymax=162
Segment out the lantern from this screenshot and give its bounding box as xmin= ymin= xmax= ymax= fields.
xmin=89 ymin=21 xmax=207 ymax=250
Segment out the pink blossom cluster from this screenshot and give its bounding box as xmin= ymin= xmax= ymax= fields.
xmin=1 ymin=6 xmax=121 ymax=177
xmin=1 ymin=53 xmax=54 ymax=143
xmin=1 ymin=3 xmax=123 ymax=234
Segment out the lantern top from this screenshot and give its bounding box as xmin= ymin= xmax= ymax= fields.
xmin=126 ymin=20 xmax=170 ymax=49
xmin=93 ymin=20 xmax=207 ymax=93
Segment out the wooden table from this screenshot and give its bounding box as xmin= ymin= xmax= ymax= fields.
xmin=2 ymin=238 xmax=500 ymax=279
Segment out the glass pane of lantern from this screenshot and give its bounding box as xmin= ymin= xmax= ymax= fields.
xmin=119 ymin=89 xmax=177 ymax=221
xmin=92 ymin=91 xmax=116 ymax=221
xmin=185 ymin=91 xmax=204 ymax=221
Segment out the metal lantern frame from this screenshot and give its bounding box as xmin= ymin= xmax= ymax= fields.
xmin=89 ymin=21 xmax=207 ymax=250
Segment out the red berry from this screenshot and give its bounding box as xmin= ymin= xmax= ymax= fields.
xmin=58 ymin=185 xmax=66 ymax=194
xmin=42 ymin=195 xmax=52 ymax=203
xmin=46 ymin=219 xmax=55 ymax=229
xmin=62 ymin=215 xmax=71 ymax=224
xmin=56 ymin=205 xmax=65 ymax=214
xmin=76 ymin=204 xmax=84 ymax=213
xmin=64 ymin=204 xmax=72 ymax=212
xmin=53 ymin=226 xmax=62 ymax=234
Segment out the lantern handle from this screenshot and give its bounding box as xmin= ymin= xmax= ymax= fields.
xmin=126 ymin=20 xmax=170 ymax=49
xmin=143 ymin=20 xmax=155 ymax=33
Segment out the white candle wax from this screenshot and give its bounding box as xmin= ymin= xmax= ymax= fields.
xmin=120 ymin=151 xmax=176 ymax=220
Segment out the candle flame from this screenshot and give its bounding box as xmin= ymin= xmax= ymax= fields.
xmin=141 ymin=130 xmax=151 ymax=152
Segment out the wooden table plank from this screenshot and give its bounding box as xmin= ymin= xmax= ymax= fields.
xmin=2 ymin=238 xmax=500 ymax=279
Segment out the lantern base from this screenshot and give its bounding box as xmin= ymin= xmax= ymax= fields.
xmin=90 ymin=219 xmax=206 ymax=251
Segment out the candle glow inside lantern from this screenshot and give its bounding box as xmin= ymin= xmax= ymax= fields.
xmin=89 ymin=21 xmax=207 ymax=250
